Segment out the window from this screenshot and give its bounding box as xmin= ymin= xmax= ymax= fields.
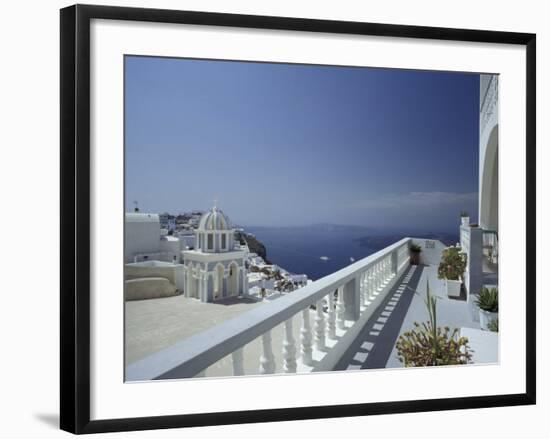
xmin=208 ymin=233 xmax=213 ymax=250
xmin=221 ymin=234 xmax=226 ymax=249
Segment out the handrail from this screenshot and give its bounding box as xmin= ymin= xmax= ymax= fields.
xmin=126 ymin=237 xmax=412 ymax=381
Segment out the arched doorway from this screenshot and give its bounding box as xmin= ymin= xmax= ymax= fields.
xmin=228 ymin=262 xmax=239 ymax=296
xmin=480 ymin=124 xmax=498 ymax=232
xmin=214 ymin=264 xmax=224 ymax=300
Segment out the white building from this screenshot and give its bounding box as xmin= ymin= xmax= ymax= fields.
xmin=182 ymin=206 xmax=248 ymax=302
xmin=125 ymin=213 xmax=164 ymax=263
xmin=461 ymin=74 xmax=499 ymax=299
xmin=125 ymin=212 xmax=186 ymax=263
xmin=177 ymin=231 xmax=196 ymax=250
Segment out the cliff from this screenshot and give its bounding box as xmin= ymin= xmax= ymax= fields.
xmin=237 ymin=232 xmax=271 ymax=264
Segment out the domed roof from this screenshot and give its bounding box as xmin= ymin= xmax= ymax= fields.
xmin=198 ymin=206 xmax=231 ymax=231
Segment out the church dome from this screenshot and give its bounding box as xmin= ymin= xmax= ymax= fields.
xmin=198 ymin=206 xmax=231 ymax=231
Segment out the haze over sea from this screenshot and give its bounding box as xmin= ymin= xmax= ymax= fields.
xmin=246 ymin=224 xmax=458 ymax=281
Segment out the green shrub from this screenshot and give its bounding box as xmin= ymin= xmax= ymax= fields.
xmin=396 ymin=281 xmax=472 ymax=366
xmin=487 ymin=317 xmax=499 ymax=332
xmin=410 ymin=243 xmax=422 ymax=253
xmin=475 ymin=287 xmax=498 ymax=312
xmin=437 ymin=247 xmax=466 ymax=281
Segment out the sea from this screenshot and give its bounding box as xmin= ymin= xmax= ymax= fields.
xmin=245 ymin=225 xmax=459 ymax=281
xmin=246 ymin=226 xmax=378 ymax=281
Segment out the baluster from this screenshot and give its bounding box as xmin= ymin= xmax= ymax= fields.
xmin=336 ymin=286 xmax=345 ymax=330
xmin=327 ymin=290 xmax=337 ymax=339
xmin=362 ymin=273 xmax=368 ymax=306
xmin=232 ymin=348 xmax=245 ymax=376
xmin=370 ymin=268 xmax=375 ymax=298
xmin=364 ymin=269 xmax=370 ymax=302
xmin=359 ymin=273 xmax=365 ymax=306
xmin=283 ymin=317 xmax=297 ymax=373
xmin=376 ymin=262 xmax=382 ymax=290
xmin=259 ymin=331 xmax=276 ymax=374
xmin=315 ymin=298 xmax=326 ymax=351
xmin=367 ymin=268 xmax=374 ymax=300
xmin=300 ymin=308 xmax=313 ymax=366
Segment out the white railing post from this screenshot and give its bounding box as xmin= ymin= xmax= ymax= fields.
xmin=300 ymin=308 xmax=313 ymax=366
xmin=327 ymin=290 xmax=337 ymax=339
xmin=283 ymin=317 xmax=297 ymax=373
xmin=232 ymin=348 xmax=245 ymax=376
xmin=336 ymin=286 xmax=345 ymax=330
xmin=315 ymin=298 xmax=326 ymax=351
xmin=259 ymin=331 xmax=276 ymax=374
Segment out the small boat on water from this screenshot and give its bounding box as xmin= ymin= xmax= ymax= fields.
xmin=350 ymin=257 xmax=355 ymax=262
xmin=320 ymin=256 xmax=330 ymax=261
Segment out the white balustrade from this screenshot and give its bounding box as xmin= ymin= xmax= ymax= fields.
xmin=336 ymin=286 xmax=345 ymax=330
xmin=327 ymin=290 xmax=337 ymax=339
xmin=367 ymin=268 xmax=374 ymax=301
xmin=315 ymin=299 xmax=326 ymax=351
xmin=259 ymin=331 xmax=276 ymax=374
xmin=232 ymin=348 xmax=245 ymax=376
xmin=300 ymin=308 xmax=313 ymax=366
xmin=282 ymin=317 xmax=297 ymax=373
xmin=359 ymin=273 xmax=366 ymax=306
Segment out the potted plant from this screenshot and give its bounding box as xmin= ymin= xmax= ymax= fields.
xmin=460 ymin=210 xmax=470 ymax=226
xmin=396 ymin=281 xmax=472 ymax=366
xmin=437 ymin=246 xmax=466 ymax=298
xmin=409 ymin=243 xmax=422 ymax=265
xmin=475 ymin=286 xmax=498 ymax=330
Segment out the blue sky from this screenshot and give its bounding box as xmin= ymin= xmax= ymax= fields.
xmin=125 ymin=56 xmax=479 ymax=232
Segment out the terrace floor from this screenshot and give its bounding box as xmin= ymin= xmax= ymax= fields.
xmin=125 ymin=295 xmax=265 ymax=365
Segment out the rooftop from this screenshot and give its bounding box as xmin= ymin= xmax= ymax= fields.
xmin=125 ymin=295 xmax=263 ymax=365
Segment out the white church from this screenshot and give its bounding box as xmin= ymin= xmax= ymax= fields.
xmin=182 ymin=206 xmax=248 ymax=302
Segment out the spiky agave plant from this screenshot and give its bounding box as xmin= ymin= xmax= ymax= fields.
xmin=396 ymin=280 xmax=473 ymax=367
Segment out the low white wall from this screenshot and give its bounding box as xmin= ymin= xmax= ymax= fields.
xmin=124 ymin=277 xmax=179 ymax=301
xmin=125 ymin=262 xmax=184 ymax=291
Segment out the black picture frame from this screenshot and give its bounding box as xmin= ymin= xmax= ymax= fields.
xmin=60 ymin=4 xmax=536 ymax=434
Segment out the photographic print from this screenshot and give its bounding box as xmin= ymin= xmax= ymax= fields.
xmin=60 ymin=5 xmax=536 ymax=433
xmin=124 ymin=57 xmax=499 ymax=381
